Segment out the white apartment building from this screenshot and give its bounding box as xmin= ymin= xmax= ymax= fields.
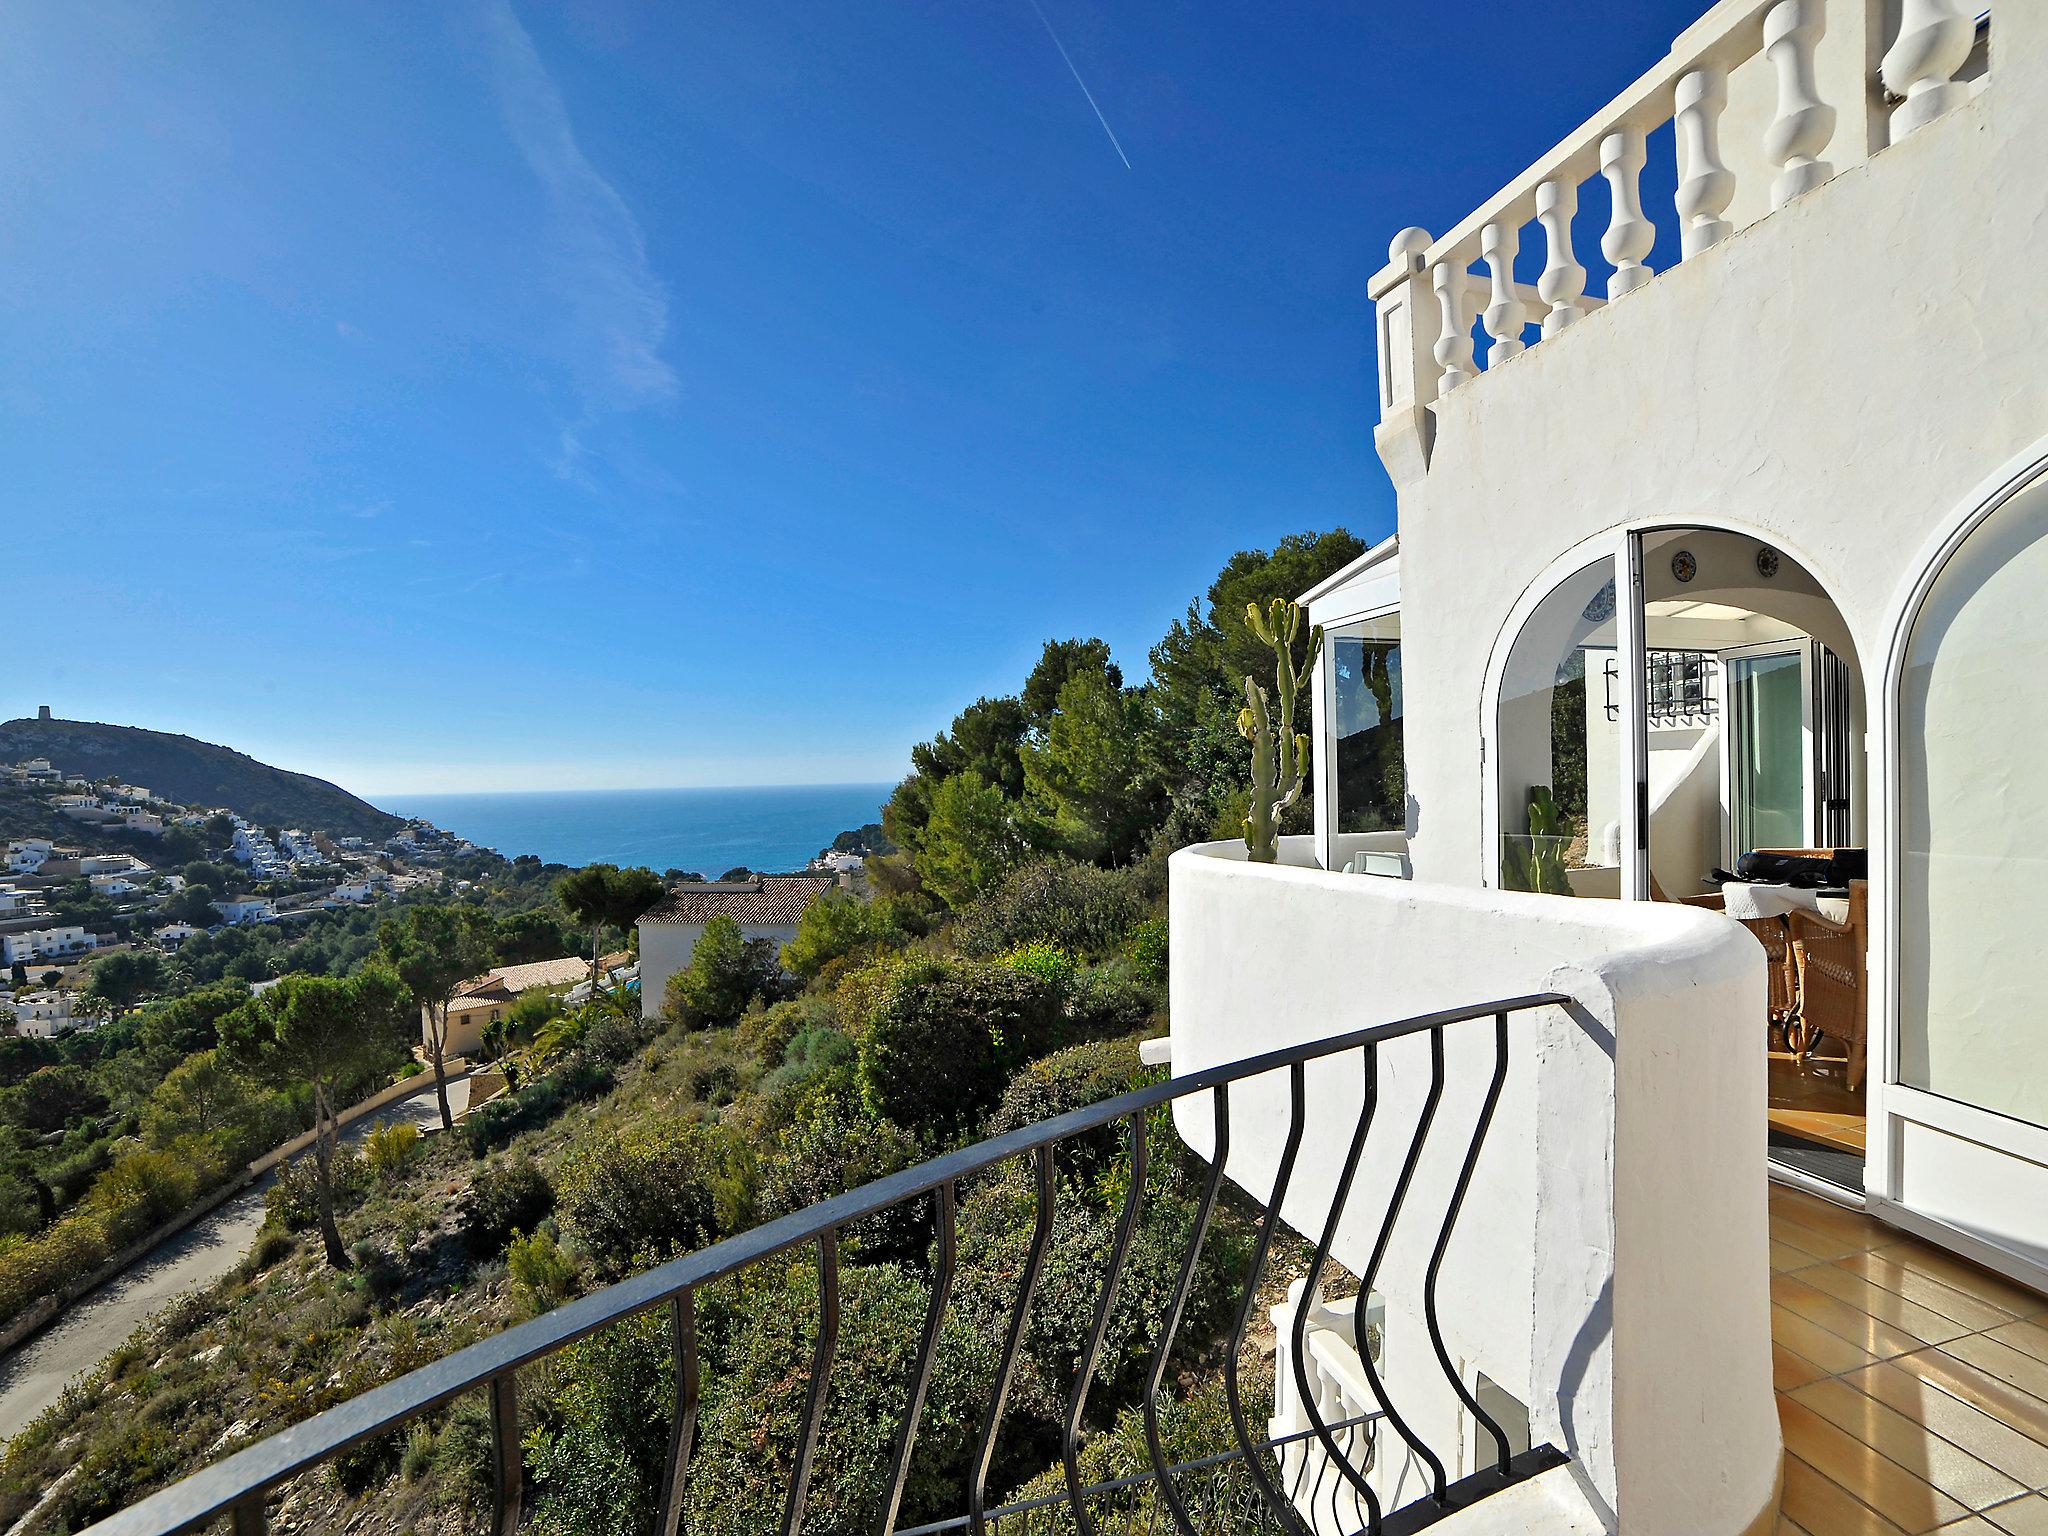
xmin=0 ymin=927 xmax=96 ymax=966
xmin=210 ymin=896 xmax=276 ymax=926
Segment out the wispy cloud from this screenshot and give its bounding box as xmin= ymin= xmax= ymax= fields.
xmin=1026 ymin=0 xmax=1131 ymax=170
xmin=478 ymin=0 xmax=677 ymax=475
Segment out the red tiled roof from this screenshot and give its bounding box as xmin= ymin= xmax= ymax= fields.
xmin=638 ymin=875 xmax=836 ymax=928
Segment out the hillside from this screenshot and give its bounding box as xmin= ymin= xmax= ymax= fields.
xmin=0 ymin=716 xmax=402 ymax=840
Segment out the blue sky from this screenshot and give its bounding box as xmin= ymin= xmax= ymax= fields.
xmin=1 ymin=0 xmax=1707 ymax=797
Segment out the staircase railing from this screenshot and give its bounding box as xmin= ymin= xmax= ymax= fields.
xmin=78 ymin=993 xmax=1575 ymax=1536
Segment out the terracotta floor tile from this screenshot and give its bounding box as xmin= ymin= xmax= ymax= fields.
xmin=1846 ymin=1363 xmax=2048 ymax=1487
xmin=1779 ymin=1451 xmax=1913 ymax=1536
xmin=1779 ymin=1396 xmax=1970 ymax=1531
xmin=1791 ymin=1377 xmax=2028 ymax=1511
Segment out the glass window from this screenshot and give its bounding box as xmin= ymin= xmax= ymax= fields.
xmin=1899 ymin=477 xmax=2048 ymax=1130
xmin=1329 ymin=614 xmax=1404 ymax=839
xmin=1497 ymin=561 xmax=1619 ymax=896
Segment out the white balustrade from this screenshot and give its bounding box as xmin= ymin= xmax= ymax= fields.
xmin=1481 ymin=220 xmax=1527 ymax=364
xmin=1599 ymin=124 xmax=1655 ymax=297
xmin=1432 ymin=259 xmax=1476 ymax=391
xmin=1764 ymin=0 xmax=1837 ymax=208
xmin=1675 ymin=67 xmax=1735 ymax=259
xmin=1535 ymin=179 xmax=1587 ymax=338
xmin=1882 ymin=0 xmax=1975 ymax=143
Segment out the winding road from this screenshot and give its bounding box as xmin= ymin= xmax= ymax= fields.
xmin=0 ymin=1073 xmax=472 ymax=1444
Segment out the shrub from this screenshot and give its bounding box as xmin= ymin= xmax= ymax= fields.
xmin=663 ymin=915 xmax=786 ymax=1029
xmin=678 ymin=1258 xmax=1003 ymax=1535
xmin=757 ymin=1096 xmax=923 ymax=1259
xmin=736 ymin=995 xmax=830 ymax=1069
xmin=1123 ymin=916 xmax=1168 ymax=992
xmin=998 ymin=940 xmax=1077 ymax=994
xmin=953 ymin=858 xmax=1148 ymax=960
xmin=363 ymin=1120 xmax=422 ymax=1178
xmin=265 ymin=1149 xmax=367 ymax=1233
xmin=985 ymin=1035 xmax=1154 ymax=1180
xmin=780 ymin=887 xmax=905 ymax=980
xmin=556 ymin=1122 xmax=753 ymax=1278
xmin=853 ymin=960 xmax=1062 ymax=1142
xmin=1064 ymin=961 xmax=1157 ymax=1043
xmin=758 ymin=1025 xmax=857 ymax=1102
xmin=461 ymin=1056 xmax=612 ymax=1156
xmin=83 ymin=1138 xmax=225 ymax=1244
xmin=507 ymin=1225 xmax=579 ymax=1316
xmin=523 ymin=1310 xmax=671 ymax=1536
xmin=347 ymin=1239 xmax=405 ymax=1307
xmin=464 ymin=1154 xmax=555 ymax=1257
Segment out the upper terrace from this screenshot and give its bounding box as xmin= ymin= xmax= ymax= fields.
xmin=1370 ymin=0 xmax=1993 ymax=485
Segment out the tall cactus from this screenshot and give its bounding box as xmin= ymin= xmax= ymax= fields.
xmin=1237 ymin=598 xmax=1324 ymax=863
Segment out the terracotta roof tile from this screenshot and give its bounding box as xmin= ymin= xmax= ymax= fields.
xmin=638 ymin=875 xmax=836 ymax=928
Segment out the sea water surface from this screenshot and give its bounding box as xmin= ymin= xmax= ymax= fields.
xmin=378 ymin=785 xmax=892 ymax=873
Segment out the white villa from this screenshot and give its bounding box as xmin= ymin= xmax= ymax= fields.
xmin=634 ymin=874 xmax=840 ymax=1021
xmin=209 ymin=895 xmax=276 ymax=927
xmin=0 ymin=926 xmax=95 ymax=966
xmin=78 ymin=6 xmax=2048 ymax=1536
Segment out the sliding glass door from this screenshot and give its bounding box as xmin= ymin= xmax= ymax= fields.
xmin=1724 ymin=645 xmax=1810 ymax=860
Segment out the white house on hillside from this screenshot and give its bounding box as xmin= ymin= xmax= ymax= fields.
xmin=635 ymin=875 xmax=840 ymax=1021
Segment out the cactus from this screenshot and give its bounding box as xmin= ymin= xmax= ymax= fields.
xmin=1500 ymin=785 xmax=1575 ymax=895
xmin=1237 ymin=598 xmax=1324 ymax=863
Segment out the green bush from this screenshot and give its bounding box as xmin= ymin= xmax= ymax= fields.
xmin=507 ymin=1224 xmax=579 ymax=1316
xmin=759 ymin=1025 xmax=858 ymax=1102
xmin=984 ymin=1035 xmax=1154 ymax=1181
xmin=735 ymin=995 xmax=831 ymax=1069
xmin=998 ymin=940 xmax=1077 ymax=994
xmin=1065 ymin=961 xmax=1157 ymax=1043
xmin=1123 ymin=916 xmax=1168 ymax=992
xmin=953 ymin=858 xmax=1149 ymax=960
xmin=266 ymin=1148 xmax=367 ymax=1234
xmin=678 ymin=1259 xmax=1006 ymax=1535
xmin=781 ymin=887 xmax=905 ymax=980
xmin=757 ymin=1095 xmax=923 ymax=1260
xmin=663 ymin=914 xmax=786 ymax=1030
xmin=464 ymin=1153 xmax=555 ymax=1257
xmin=853 ymin=960 xmax=1062 ymax=1142
xmin=363 ymin=1120 xmax=422 ymax=1177
xmin=525 ymin=1311 xmax=671 ymax=1536
xmin=461 ymin=1056 xmax=612 ymax=1156
xmin=556 ymin=1122 xmax=753 ymax=1278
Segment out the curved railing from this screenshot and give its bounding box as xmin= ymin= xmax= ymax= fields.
xmin=79 ymin=995 xmax=1575 ymax=1536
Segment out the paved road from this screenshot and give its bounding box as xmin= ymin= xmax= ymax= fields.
xmin=0 ymin=1073 xmax=471 ymax=1445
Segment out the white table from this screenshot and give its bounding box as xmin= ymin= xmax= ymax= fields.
xmin=1718 ymin=881 xmax=1850 ymax=925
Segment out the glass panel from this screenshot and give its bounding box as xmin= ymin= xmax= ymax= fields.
xmin=1900 ymin=477 xmax=2048 ymax=1131
xmin=1497 ymin=561 xmax=1618 ymax=896
xmin=1330 ymin=614 xmax=1404 ymax=850
xmin=1728 ymin=650 xmax=1807 ymax=857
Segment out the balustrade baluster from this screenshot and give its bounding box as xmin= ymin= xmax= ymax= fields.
xmin=1535 ymin=179 xmax=1586 ymax=338
xmin=1480 ymin=220 xmax=1526 ymax=363
xmin=1431 ymin=260 xmax=1476 ymax=390
xmin=1765 ymin=0 xmax=1836 ymax=209
xmin=1676 ymin=67 xmax=1735 ymax=258
xmin=1600 ymin=124 xmax=1655 ymax=297
xmin=1882 ymin=0 xmax=1974 ymax=143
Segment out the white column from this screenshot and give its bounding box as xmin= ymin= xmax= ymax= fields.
xmin=1535 ymin=178 xmax=1587 ymax=338
xmin=1431 ymin=258 xmax=1476 ymax=390
xmin=1881 ymin=0 xmax=1974 ymax=143
xmin=1600 ymin=124 xmax=1655 ymax=297
xmin=1481 ymin=219 xmax=1527 ymax=363
xmin=1675 ymin=67 xmax=1735 ymax=258
xmin=1765 ymin=0 xmax=1836 ymax=209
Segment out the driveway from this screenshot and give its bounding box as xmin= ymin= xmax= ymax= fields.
xmin=0 ymin=1071 xmax=471 ymax=1445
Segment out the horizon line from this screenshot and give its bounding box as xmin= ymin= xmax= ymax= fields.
xmin=369 ymin=779 xmax=897 ymax=802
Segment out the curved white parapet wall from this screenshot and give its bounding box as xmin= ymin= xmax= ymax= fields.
xmin=1168 ymin=841 xmax=1776 ymax=1536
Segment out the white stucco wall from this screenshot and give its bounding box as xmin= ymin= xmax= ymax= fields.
xmin=1168 ymin=841 xmax=1774 ymax=1536
xmin=1390 ymin=17 xmax=2044 ymax=898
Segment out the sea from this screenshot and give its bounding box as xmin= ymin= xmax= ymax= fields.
xmin=376 ymin=785 xmax=894 ymax=874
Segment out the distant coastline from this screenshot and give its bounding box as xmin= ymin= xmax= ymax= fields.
xmin=376 ymin=783 xmax=892 ymax=873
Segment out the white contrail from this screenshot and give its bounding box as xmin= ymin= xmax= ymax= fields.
xmin=1026 ymin=0 xmax=1131 ymax=170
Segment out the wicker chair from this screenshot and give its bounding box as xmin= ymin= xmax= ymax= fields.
xmin=1787 ymin=881 xmax=1869 ymax=1090
xmin=1649 ymin=876 xmax=1800 ymax=1040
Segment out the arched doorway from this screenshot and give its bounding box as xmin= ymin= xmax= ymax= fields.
xmin=1490 ymin=525 xmax=1871 ymax=1190
xmin=1878 ymin=454 xmax=2048 ymax=1286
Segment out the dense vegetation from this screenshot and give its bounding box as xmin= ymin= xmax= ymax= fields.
xmin=0 ymin=530 xmax=1357 ymax=1535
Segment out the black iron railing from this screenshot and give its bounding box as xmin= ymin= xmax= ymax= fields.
xmin=79 ymin=994 xmax=1575 ymax=1536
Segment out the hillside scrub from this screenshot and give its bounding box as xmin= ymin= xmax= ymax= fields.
xmin=0 ymin=528 xmax=1360 ymax=1531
